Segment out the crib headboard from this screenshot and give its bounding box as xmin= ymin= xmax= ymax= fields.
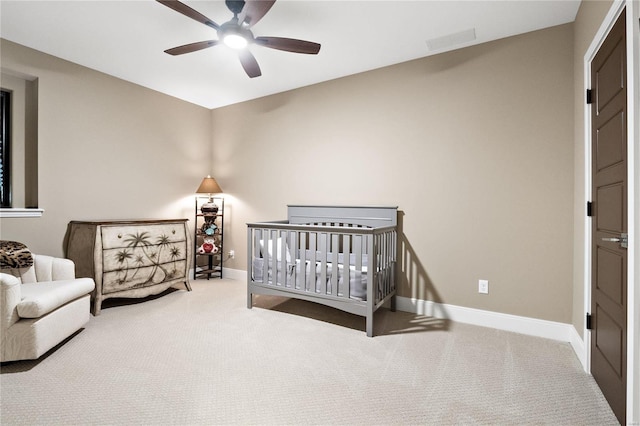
xmin=287 ymin=205 xmax=397 ymax=228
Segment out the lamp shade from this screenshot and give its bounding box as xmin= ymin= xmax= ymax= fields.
xmin=196 ymin=175 xmax=223 ymax=194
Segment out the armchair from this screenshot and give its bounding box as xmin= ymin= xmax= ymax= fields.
xmin=1 ymin=253 xmax=95 ymax=362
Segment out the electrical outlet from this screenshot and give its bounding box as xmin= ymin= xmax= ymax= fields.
xmin=229 ymin=249 xmax=235 ymax=259
xmin=478 ymin=279 xmax=489 ymax=294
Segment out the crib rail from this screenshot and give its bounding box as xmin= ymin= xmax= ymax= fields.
xmin=247 ymin=221 xmax=396 ymax=307
xmin=247 ymin=220 xmax=396 ymax=235
xmin=247 ymin=206 xmax=397 ymax=337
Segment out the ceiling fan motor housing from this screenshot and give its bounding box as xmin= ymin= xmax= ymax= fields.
xmin=225 ymin=0 xmax=245 ymax=16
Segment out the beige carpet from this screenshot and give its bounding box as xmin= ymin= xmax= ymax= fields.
xmin=1 ymin=279 xmax=619 ymax=425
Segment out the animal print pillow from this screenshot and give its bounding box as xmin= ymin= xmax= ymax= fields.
xmin=0 ymin=240 xmax=34 ymax=269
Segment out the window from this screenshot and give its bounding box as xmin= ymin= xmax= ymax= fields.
xmin=0 ymin=73 xmax=41 ymax=217
xmin=0 ymin=90 xmax=11 ymax=208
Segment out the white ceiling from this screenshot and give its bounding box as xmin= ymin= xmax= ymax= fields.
xmin=1 ymin=0 xmax=580 ymax=109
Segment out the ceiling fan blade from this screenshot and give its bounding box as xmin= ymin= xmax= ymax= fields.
xmin=255 ymin=37 xmax=321 ymax=54
xmin=157 ymin=0 xmax=219 ymax=30
xmin=238 ymin=50 xmax=262 ymax=78
xmin=165 ymin=40 xmax=220 ymax=56
xmin=238 ymin=0 xmax=276 ymax=28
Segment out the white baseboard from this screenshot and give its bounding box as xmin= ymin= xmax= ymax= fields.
xmin=221 ymin=267 xmax=246 ymax=281
xmin=395 ymin=296 xmax=586 ymax=365
xmin=568 ymin=325 xmax=587 ymax=370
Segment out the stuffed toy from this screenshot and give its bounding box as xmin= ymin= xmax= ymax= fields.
xmin=198 ymin=238 xmax=218 ymax=254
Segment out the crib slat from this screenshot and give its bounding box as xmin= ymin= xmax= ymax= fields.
xmin=373 ymin=233 xmax=379 ymax=303
xmin=383 ymin=232 xmax=388 ymax=298
xmin=342 ymin=235 xmax=351 ymax=298
xmin=264 ymin=229 xmax=270 ymax=283
xmin=253 ymin=229 xmax=262 ymax=257
xmin=309 ymin=232 xmax=316 ymax=293
xmin=289 ymin=230 xmax=297 ymax=289
xmin=270 ymin=230 xmax=278 ymax=285
xmin=279 ymin=230 xmax=287 ymax=287
xmin=383 ymin=232 xmax=389 ymax=298
xmin=262 ymin=229 xmax=269 ymax=285
xmin=298 ymin=232 xmax=307 ymax=291
xmin=331 ymin=233 xmax=339 ymax=296
xmin=319 ymin=232 xmax=327 ymax=295
xmin=384 ymin=232 xmax=388 ymax=270
xmin=355 ymin=236 xmax=362 ymax=276
xmin=376 ymin=233 xmax=387 ymax=303
xmin=292 ymin=231 xmax=305 ymax=290
xmin=385 ymin=232 xmax=395 ymax=297
xmin=354 ymin=234 xmax=362 ymax=273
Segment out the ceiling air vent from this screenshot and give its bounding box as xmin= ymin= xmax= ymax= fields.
xmin=426 ymin=28 xmax=476 ymax=52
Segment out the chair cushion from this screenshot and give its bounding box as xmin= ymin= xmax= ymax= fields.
xmin=17 ymin=278 xmax=95 ymax=318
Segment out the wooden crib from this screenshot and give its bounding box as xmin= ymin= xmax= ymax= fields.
xmin=247 ymin=205 xmax=397 ymax=337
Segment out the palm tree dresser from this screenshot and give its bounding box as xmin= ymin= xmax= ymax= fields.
xmin=66 ymin=219 xmax=191 ymax=315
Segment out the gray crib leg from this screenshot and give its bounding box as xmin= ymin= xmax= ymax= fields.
xmin=247 ymin=291 xmax=253 ymax=309
xmin=366 ymin=313 xmax=373 ymax=337
xmin=390 ymin=295 xmax=396 ymax=312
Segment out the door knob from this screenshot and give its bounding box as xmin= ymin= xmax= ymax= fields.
xmin=601 ymin=233 xmax=628 ymax=248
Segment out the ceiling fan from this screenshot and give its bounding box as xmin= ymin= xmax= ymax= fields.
xmin=157 ymin=0 xmax=321 ymax=78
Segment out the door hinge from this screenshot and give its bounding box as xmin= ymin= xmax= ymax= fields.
xmin=586 ymin=313 xmax=592 ymax=330
xmin=586 ymin=89 xmax=593 ymax=104
xmin=587 ymin=201 xmax=593 ymax=217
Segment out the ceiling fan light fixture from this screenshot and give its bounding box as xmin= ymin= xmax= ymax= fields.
xmin=223 ymin=33 xmax=248 ymax=49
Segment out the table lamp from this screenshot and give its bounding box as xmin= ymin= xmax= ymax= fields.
xmin=196 ymin=175 xmax=222 ymax=214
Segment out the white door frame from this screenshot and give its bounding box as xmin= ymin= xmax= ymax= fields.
xmin=583 ymin=0 xmax=639 ymax=422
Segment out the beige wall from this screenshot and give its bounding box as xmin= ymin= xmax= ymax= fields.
xmin=0 ymin=39 xmax=212 ymax=256
xmin=212 ymin=23 xmax=575 ymax=323
xmin=570 ymin=0 xmax=614 ymax=339
xmin=0 ymin=23 xmax=579 ymax=324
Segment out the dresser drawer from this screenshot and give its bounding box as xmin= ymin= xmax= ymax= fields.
xmin=100 ymin=223 xmax=187 ymax=249
xmin=102 ymin=258 xmax=188 ymax=294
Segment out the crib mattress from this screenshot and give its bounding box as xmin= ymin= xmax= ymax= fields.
xmin=252 ymin=255 xmax=368 ymax=301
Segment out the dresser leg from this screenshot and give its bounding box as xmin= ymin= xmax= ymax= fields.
xmin=93 ymin=297 xmax=102 ymax=316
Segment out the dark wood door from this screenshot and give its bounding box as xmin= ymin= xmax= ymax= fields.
xmin=590 ymin=9 xmax=627 ymax=425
